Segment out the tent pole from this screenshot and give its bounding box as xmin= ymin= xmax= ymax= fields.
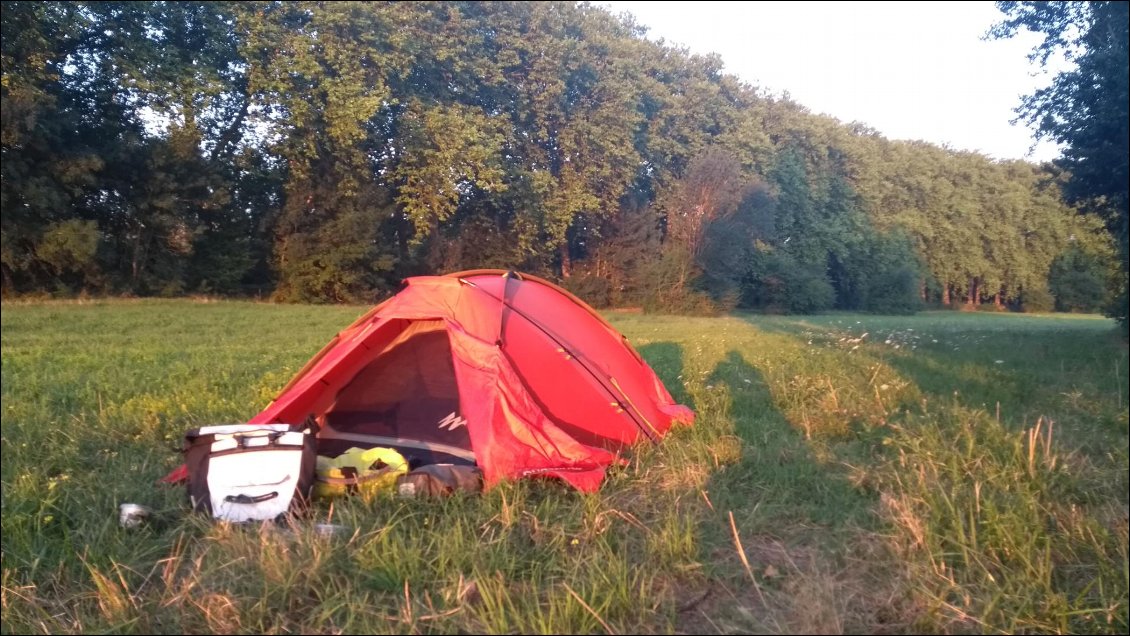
xmin=459 ymin=277 xmax=659 ymax=443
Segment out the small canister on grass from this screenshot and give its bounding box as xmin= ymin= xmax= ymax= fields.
xmin=119 ymin=503 xmax=151 ymax=528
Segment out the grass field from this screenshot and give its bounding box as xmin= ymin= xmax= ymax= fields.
xmin=2 ymin=300 xmax=1127 ymax=634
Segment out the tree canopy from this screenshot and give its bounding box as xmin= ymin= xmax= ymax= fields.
xmin=1 ymin=1 xmax=1120 ymax=316
xmin=991 ymin=1 xmax=1129 ymax=329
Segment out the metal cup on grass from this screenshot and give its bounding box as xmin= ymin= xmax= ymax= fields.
xmin=119 ymin=503 xmax=151 ymax=528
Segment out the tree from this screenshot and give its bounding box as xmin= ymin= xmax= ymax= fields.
xmin=664 ymin=149 xmax=747 ymax=266
xmin=991 ymin=1 xmax=1130 ymax=331
xmin=1 ymin=2 xmax=105 ymax=293
xmin=2 ymin=1 xmax=1116 ymax=313
xmin=1049 ymin=246 xmax=1110 ymax=313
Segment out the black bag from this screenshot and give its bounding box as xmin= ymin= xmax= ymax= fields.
xmin=396 ymin=464 xmax=483 ymax=498
xmin=183 ymin=422 xmax=317 ymax=522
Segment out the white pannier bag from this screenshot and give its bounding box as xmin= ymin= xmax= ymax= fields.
xmin=182 ymin=423 xmax=317 ymax=522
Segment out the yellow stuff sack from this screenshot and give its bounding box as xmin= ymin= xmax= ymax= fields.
xmin=314 ymin=447 xmax=408 ymax=500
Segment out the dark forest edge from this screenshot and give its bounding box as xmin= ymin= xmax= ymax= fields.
xmin=2 ymin=2 xmax=1126 ymax=327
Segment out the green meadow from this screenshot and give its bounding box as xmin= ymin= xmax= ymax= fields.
xmin=1 ymin=300 xmax=1126 ymax=634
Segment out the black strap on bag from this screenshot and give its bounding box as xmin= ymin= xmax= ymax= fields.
xmin=224 ymin=492 xmax=279 ymax=504
xmin=317 ymin=464 xmax=399 ymax=490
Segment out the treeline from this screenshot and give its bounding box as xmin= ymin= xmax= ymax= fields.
xmin=1 ymin=1 xmax=1121 ymax=314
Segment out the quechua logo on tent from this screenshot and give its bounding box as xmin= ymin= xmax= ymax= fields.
xmin=437 ymin=412 xmax=467 ymax=431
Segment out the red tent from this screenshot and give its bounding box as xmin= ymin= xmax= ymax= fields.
xmin=170 ymin=270 xmax=693 ymax=491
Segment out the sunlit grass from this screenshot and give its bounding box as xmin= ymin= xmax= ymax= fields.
xmin=2 ymin=301 xmax=1126 ymax=633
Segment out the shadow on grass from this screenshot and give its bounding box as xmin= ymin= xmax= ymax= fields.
xmin=882 ymin=338 xmax=1128 ymax=453
xmin=668 ymin=349 xmax=881 ymax=633
xmin=736 ymin=312 xmax=1128 ymax=450
xmin=703 ymin=350 xmax=873 ymax=531
xmin=728 ymin=312 xmax=843 ymax=340
xmin=640 ymin=339 xmax=873 ymax=531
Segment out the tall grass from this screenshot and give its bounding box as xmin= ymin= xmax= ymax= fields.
xmin=2 ymin=301 xmax=1126 ymax=633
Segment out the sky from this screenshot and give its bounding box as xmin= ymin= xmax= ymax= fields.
xmin=601 ymin=1 xmax=1066 ymax=163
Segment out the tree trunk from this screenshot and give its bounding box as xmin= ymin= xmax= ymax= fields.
xmin=183 ymin=96 xmax=196 ymax=130
xmin=994 ymin=290 xmax=1003 ymax=309
xmin=942 ymin=283 xmax=951 ymax=306
xmin=131 ymin=233 xmax=141 ymax=284
xmin=211 ymin=99 xmax=249 ymax=162
xmin=0 ymin=262 xmax=13 ymax=296
xmin=560 ymin=242 xmax=571 ymax=279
